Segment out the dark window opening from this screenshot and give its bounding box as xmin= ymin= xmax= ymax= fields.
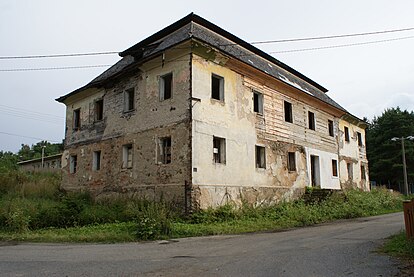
xmin=347 ymin=162 xmax=353 ymax=180
xmin=308 ymin=111 xmax=315 ymax=130
xmin=328 ymin=120 xmax=334 ymax=137
xmin=211 ymin=74 xmax=224 ymax=101
xmin=284 ymin=101 xmax=293 ymax=123
xmin=73 ymin=109 xmax=81 ymax=130
xmin=344 ymin=126 xmax=350 ymax=142
xmin=160 ymin=73 xmax=172 ymax=100
xmin=70 ymin=155 xmax=77 ymax=174
xmin=93 ymin=151 xmax=101 ymax=171
xmin=255 ymin=145 xmax=266 ymax=169
xmin=124 ymin=88 xmax=135 ymax=112
xmin=357 ymin=132 xmax=363 ymax=147
xmin=287 ymin=152 xmax=296 ymax=172
xmin=213 ymin=136 xmax=226 ymax=164
xmin=95 ymin=99 xmax=103 ymax=121
xmin=361 ymin=165 xmax=366 ymax=180
xmin=332 ymin=159 xmax=338 ymax=177
xmin=253 ymin=91 xmax=263 ymax=114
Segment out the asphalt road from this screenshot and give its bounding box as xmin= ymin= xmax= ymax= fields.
xmin=0 ymin=212 xmax=405 ymax=276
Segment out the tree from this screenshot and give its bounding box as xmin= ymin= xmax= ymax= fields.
xmin=366 ymin=107 xmax=414 ymax=191
xmin=17 ymin=141 xmax=63 ymax=161
xmin=0 ymin=151 xmax=18 ymax=172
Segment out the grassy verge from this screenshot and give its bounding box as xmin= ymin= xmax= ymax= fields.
xmin=0 ymin=171 xmax=405 ymax=243
xmin=382 ymin=232 xmax=414 ymax=258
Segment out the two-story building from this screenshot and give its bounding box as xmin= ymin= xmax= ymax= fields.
xmin=56 ymin=13 xmax=369 ymax=209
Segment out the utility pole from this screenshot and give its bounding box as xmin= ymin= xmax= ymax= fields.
xmin=402 ymin=137 xmax=409 ymax=195
xmin=41 ymin=145 xmax=45 ymax=168
xmin=392 ymin=136 xmax=414 ymax=195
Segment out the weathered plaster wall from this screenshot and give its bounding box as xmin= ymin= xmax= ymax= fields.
xmin=61 ymin=49 xmax=192 ymax=203
xmin=338 ymin=119 xmax=369 ymax=190
xmin=191 ymin=53 xmax=340 ymax=208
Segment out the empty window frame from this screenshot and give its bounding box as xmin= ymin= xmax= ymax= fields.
xmin=95 ymin=99 xmax=104 ymax=121
xmin=347 ymin=162 xmax=353 ymax=180
xmin=361 ymin=165 xmax=366 ymax=180
xmin=255 ymin=145 xmax=266 ymax=169
xmin=122 ymin=144 xmax=133 ymax=169
xmin=158 ymin=137 xmax=172 ymax=164
xmin=253 ymin=91 xmax=263 ymax=114
xmin=93 ymin=151 xmax=101 ymax=171
xmin=70 ymin=155 xmax=77 ymax=174
xmin=287 ymin=152 xmax=296 ymax=172
xmin=357 ymin=132 xmax=363 ymax=147
xmin=344 ymin=126 xmax=350 ymax=142
xmin=328 ymin=120 xmax=334 ymax=137
xmin=73 ymin=108 xmax=81 ymax=130
xmin=332 ymin=159 xmax=338 ymax=177
xmin=284 ymin=101 xmax=293 ymax=123
xmin=160 ymin=73 xmax=173 ymax=100
xmin=211 ymin=74 xmax=224 ymax=101
xmin=213 ymin=136 xmax=226 ymax=164
xmin=124 ymin=88 xmax=135 ymax=112
xmin=308 ymin=111 xmax=315 ymax=130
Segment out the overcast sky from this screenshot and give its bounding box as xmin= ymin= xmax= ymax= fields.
xmin=1 ymin=0 xmax=414 ymax=152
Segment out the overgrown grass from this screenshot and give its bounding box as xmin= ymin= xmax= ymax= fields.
xmin=0 ymin=171 xmax=405 ymax=242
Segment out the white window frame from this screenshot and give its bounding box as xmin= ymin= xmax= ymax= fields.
xmin=122 ymin=144 xmax=133 ymax=169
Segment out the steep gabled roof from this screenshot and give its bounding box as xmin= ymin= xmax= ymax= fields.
xmin=56 ymin=13 xmax=346 ymax=113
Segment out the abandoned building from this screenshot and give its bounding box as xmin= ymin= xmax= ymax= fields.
xmin=17 ymin=153 xmax=62 ymax=173
xmin=56 ymin=13 xmax=369 ymax=209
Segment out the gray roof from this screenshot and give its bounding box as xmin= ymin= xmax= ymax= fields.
xmin=56 ymin=13 xmax=347 ymax=113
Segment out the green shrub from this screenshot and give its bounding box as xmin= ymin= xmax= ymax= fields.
xmin=5 ymin=207 xmax=30 ymax=233
xmin=136 ymin=202 xmax=172 ymax=240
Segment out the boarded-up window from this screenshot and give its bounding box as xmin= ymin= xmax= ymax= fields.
xmin=328 ymin=120 xmax=334 ymax=137
xmin=124 ymin=88 xmax=135 ymax=112
xmin=93 ymin=151 xmax=101 ymax=171
xmin=70 ymin=155 xmax=77 ymax=174
xmin=344 ymin=126 xmax=350 ymax=142
xmin=287 ymin=152 xmax=296 ymax=172
xmin=160 ymin=73 xmax=173 ymax=100
xmin=73 ymin=109 xmax=81 ymax=130
xmin=284 ymin=101 xmax=293 ymax=123
xmin=213 ymin=136 xmax=226 ymax=164
xmin=332 ymin=159 xmax=338 ymax=177
xmin=95 ymin=99 xmax=103 ymax=121
xmin=253 ymin=91 xmax=263 ymax=114
xmin=158 ymin=137 xmax=171 ymax=164
xmin=211 ymin=74 xmax=224 ymax=101
xmin=122 ymin=144 xmax=133 ymax=169
xmin=308 ymin=111 xmax=315 ymax=130
xmin=255 ymin=145 xmax=266 ymax=169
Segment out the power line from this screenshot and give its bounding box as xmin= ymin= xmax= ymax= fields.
xmin=250 ymin=26 xmax=414 ymax=45
xmin=0 ymin=104 xmax=64 ymax=119
xmin=0 ymin=131 xmax=61 ymax=143
xmin=1 ymin=33 xmax=414 ymax=72
xmin=0 ymin=26 xmax=413 ymax=60
xmin=0 ymin=51 xmax=118 ymax=60
xmin=270 ymin=35 xmax=414 ymax=54
xmin=0 ymin=64 xmax=112 ymax=72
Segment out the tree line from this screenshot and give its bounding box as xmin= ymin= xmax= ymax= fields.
xmin=0 ymin=141 xmax=63 ymax=172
